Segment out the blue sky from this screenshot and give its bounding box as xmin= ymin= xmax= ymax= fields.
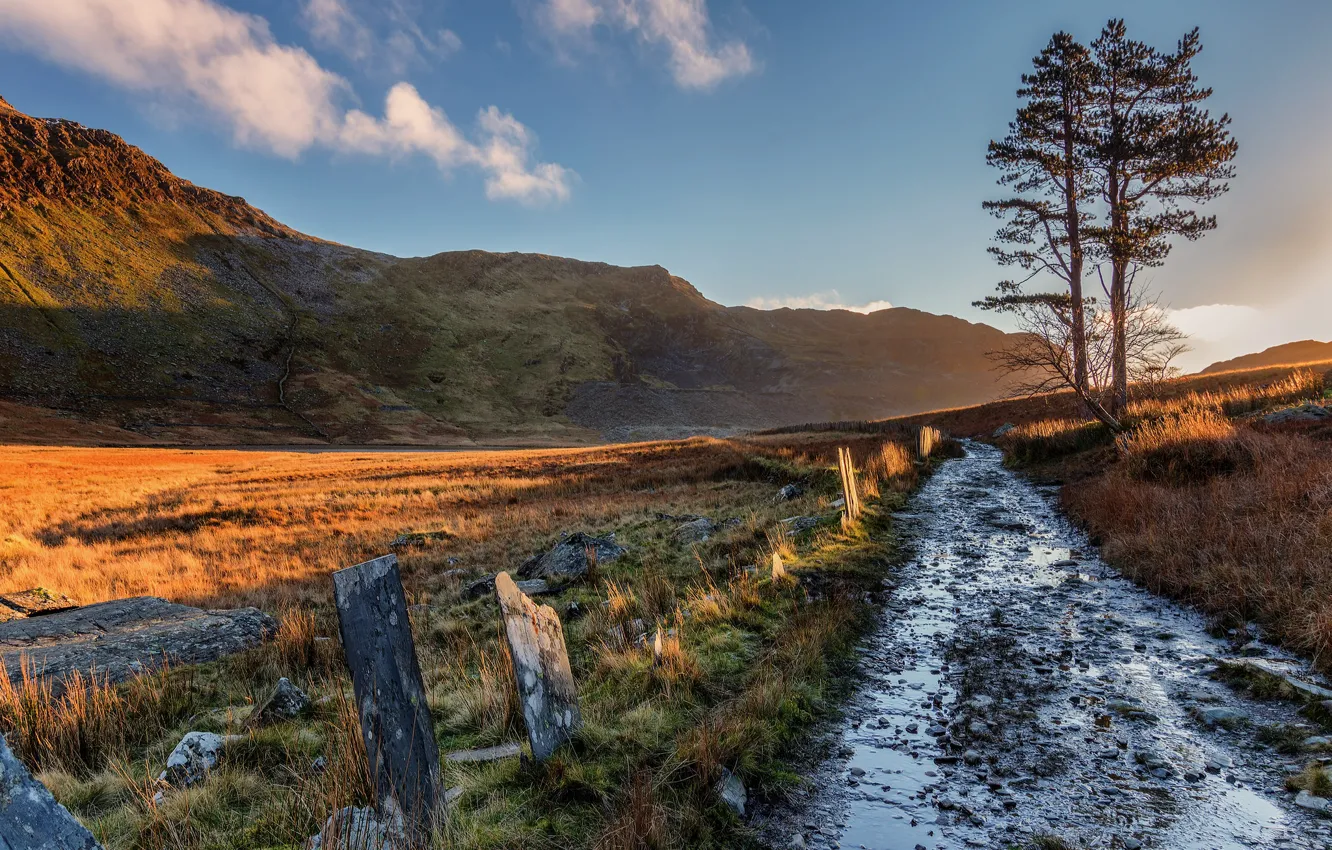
xmin=1 ymin=0 xmax=1330 ymax=368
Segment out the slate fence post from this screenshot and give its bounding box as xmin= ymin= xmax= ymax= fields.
xmin=494 ymin=571 xmax=582 ymax=761
xmin=332 ymin=554 xmax=442 ymax=845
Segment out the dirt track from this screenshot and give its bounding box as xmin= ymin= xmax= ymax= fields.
xmin=762 ymin=442 xmax=1332 ymax=850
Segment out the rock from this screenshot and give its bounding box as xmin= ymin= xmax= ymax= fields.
xmin=1052 ymin=559 xmax=1078 ymax=567
xmin=777 ymin=483 xmax=805 ymax=501
xmin=780 ymin=516 xmax=819 ymax=535
xmin=1197 ymin=706 xmax=1246 ymax=727
xmin=0 ymin=734 xmax=103 ymax=849
xmin=159 ymin=731 xmax=227 ymax=787
xmin=563 ymin=600 xmax=585 ymax=621
xmin=788 ymin=833 xmax=807 ymax=850
xmin=717 ymin=767 xmax=747 ymax=817
xmin=388 ymin=530 xmax=453 ymax=549
xmin=1262 ymin=404 xmax=1331 ymax=424
xmin=1295 ymin=790 xmax=1331 ymax=812
xmin=247 ymin=677 xmax=310 ymax=728
xmin=993 ymin=423 xmax=1016 ymax=437
xmin=963 ymin=750 xmax=983 ymax=766
xmin=604 ymin=618 xmax=647 ymax=651
xmin=0 ymin=596 xmax=276 ymax=698
xmin=0 ymin=587 xmax=78 ymax=618
xmin=1305 ymin=736 xmax=1332 ymax=748
xmin=445 ymin=742 xmax=522 ymax=763
xmin=495 ymin=573 xmax=582 ymax=762
xmin=307 ymin=806 xmax=406 ymax=850
xmin=465 ymin=574 xmax=550 ymax=600
xmin=518 ymin=532 xmax=626 ymax=580
xmin=1123 ymin=838 xmax=1142 ymax=850
xmin=673 ymin=517 xmax=719 ymax=544
xmin=829 ymin=498 xmax=846 ymax=509
xmin=311 ymin=756 xmax=327 ymax=774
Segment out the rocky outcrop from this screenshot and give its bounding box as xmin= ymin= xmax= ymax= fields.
xmin=518 ymin=532 xmax=626 ymax=581
xmin=0 ymin=596 xmax=277 ymax=696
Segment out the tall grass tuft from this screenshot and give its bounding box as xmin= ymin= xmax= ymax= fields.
xmin=0 ymin=658 xmax=193 ymax=774
xmin=1117 ymin=409 xmax=1254 ymax=485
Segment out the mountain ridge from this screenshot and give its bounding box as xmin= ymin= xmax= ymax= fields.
xmin=1202 ymin=340 xmax=1332 ymax=375
xmin=0 ymin=97 xmax=1021 ymax=444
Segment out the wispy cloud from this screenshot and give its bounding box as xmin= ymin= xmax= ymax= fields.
xmin=302 ymin=0 xmax=463 ymax=75
xmin=533 ymin=0 xmax=755 ymax=90
xmin=0 ymin=0 xmax=569 ymax=205
xmin=745 ymin=290 xmax=893 ymax=314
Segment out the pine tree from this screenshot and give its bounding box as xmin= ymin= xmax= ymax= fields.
xmin=980 ymin=33 xmax=1099 ymax=409
xmin=1086 ymin=21 xmax=1238 ymax=412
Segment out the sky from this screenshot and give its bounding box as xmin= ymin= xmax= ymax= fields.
xmin=0 ymin=0 xmax=1329 ymax=370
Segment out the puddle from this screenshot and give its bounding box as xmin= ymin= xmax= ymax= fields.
xmin=761 ymin=442 xmax=1332 ymax=850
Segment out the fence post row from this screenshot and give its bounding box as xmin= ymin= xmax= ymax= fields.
xmin=332 ymin=554 xmax=443 ymax=844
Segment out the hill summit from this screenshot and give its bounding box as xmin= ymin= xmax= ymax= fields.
xmin=0 ymin=96 xmax=1020 ymax=445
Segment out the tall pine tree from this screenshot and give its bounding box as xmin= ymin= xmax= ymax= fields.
xmin=1086 ymin=21 xmax=1238 ymax=411
xmin=981 ymin=33 xmax=1100 ymax=411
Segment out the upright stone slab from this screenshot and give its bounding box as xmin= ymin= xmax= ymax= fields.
xmin=0 ymin=734 xmax=103 ymax=849
xmin=332 ymin=554 xmax=441 ymax=844
xmin=771 ymin=553 xmax=787 ymax=580
xmin=494 ymin=572 xmax=582 ymax=761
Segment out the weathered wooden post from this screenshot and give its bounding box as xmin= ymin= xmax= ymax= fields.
xmin=332 ymin=554 xmax=442 ymax=845
xmin=917 ymin=426 xmax=941 ymax=460
xmin=837 ymin=447 xmax=862 ymax=525
xmin=494 ymin=571 xmax=582 ymax=761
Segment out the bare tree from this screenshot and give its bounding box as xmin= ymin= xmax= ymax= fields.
xmin=979 ymin=279 xmax=1187 ymax=429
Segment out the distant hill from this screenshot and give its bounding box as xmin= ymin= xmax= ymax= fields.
xmin=1201 ymin=340 xmax=1332 ymax=375
xmin=0 ymin=96 xmax=1023 ymax=444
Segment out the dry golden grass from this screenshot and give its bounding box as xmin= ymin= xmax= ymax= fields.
xmin=1064 ymin=431 xmax=1332 ymax=669
xmin=0 ymin=435 xmax=894 ymax=611
xmin=0 ymin=431 xmax=917 ymax=849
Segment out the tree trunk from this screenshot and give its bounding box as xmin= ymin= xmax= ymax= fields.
xmin=1110 ymin=259 xmax=1129 ymax=413
xmin=1062 ymin=90 xmax=1089 ymax=399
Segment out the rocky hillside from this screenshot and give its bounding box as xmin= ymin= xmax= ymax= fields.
xmin=0 ymin=97 xmax=1021 ymax=444
xmin=1202 ymin=340 xmax=1332 ymax=375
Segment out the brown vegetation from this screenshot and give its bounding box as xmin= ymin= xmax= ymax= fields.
xmin=0 ymin=432 xmax=922 ymax=849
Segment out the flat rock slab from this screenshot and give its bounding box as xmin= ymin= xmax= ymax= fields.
xmin=0 ymin=596 xmax=276 ymax=696
xmin=0 ymin=588 xmax=78 ymax=618
xmin=445 ymin=742 xmax=522 ymax=763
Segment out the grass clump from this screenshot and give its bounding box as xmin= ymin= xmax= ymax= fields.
xmin=1285 ymin=762 xmax=1332 ymax=796
xmin=1116 ymin=409 xmax=1255 ymax=485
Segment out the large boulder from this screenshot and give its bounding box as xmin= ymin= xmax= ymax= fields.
xmin=0 ymin=734 xmax=102 ymax=849
xmin=517 ymin=532 xmax=626 ymax=581
xmin=0 ymin=597 xmax=276 ymax=697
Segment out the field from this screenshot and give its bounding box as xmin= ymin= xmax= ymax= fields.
xmin=0 ymin=433 xmax=923 ymax=849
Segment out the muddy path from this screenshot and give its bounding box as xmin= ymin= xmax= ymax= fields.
xmin=761 ymin=442 xmax=1332 ymax=850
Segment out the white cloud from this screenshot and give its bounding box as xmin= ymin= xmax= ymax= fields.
xmin=0 ymin=0 xmax=569 ymax=204
xmin=745 ymin=290 xmax=893 ymax=314
xmin=303 ymin=0 xmax=462 ymax=73
xmin=534 ymin=0 xmax=755 ymax=90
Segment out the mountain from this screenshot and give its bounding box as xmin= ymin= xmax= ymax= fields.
xmin=0 ymin=96 xmax=1021 ymax=445
xmin=1201 ymin=340 xmax=1332 ymax=375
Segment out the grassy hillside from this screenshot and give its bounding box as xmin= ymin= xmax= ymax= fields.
xmin=1202 ymin=339 xmax=1332 ymax=374
xmin=0 ymin=96 xmax=1021 ymax=445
